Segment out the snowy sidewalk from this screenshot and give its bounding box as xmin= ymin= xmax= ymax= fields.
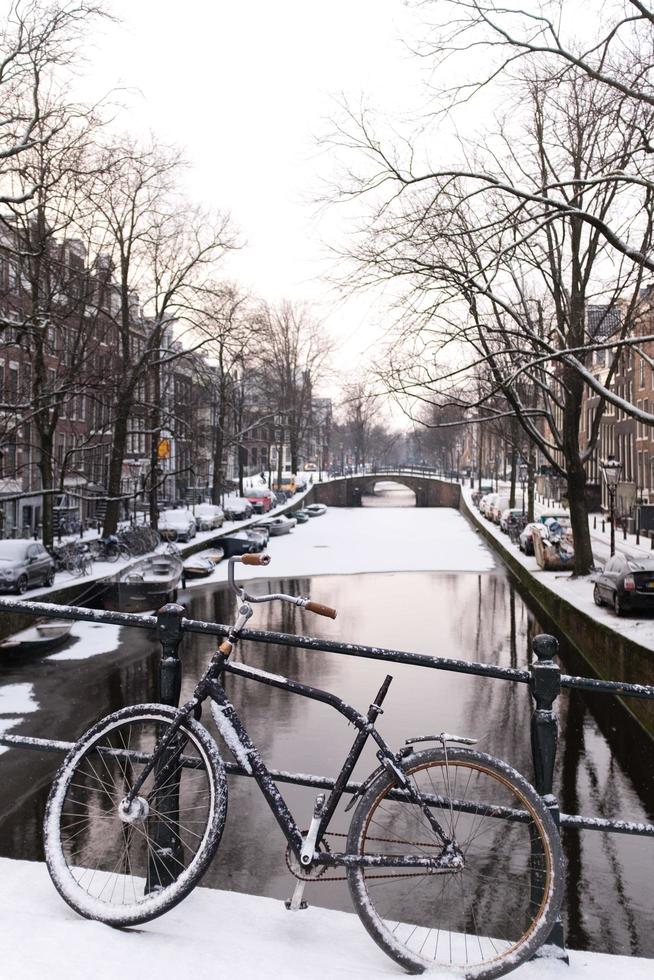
xmin=2 ymin=858 xmax=652 ymax=980
xmin=463 ymin=487 xmax=654 ymax=652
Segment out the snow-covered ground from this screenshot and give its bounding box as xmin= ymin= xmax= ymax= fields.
xmin=2 ymin=858 xmax=651 ymax=980
xmin=180 ymin=504 xmax=495 ymax=588
xmin=463 ymin=487 xmax=654 ymax=652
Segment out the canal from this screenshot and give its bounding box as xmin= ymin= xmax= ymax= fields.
xmin=0 ymin=483 xmax=652 ymax=956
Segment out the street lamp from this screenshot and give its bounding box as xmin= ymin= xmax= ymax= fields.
xmin=519 ymin=462 xmax=528 ymax=515
xmin=600 ymin=455 xmax=622 ymax=557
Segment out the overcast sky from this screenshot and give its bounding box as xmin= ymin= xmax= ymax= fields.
xmin=79 ymin=0 xmax=428 ymax=401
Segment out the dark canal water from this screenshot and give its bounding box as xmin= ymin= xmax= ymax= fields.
xmin=0 ymin=485 xmax=652 ymax=956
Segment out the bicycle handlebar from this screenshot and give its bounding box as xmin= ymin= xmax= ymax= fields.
xmin=228 ymin=553 xmax=338 ymax=619
xmin=305 ymin=601 xmax=337 ymax=620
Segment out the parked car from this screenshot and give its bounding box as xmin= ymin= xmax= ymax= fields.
xmin=537 ymin=510 xmax=570 ymax=526
xmin=158 ymin=509 xmax=197 ymax=542
xmin=272 ymin=473 xmax=297 ymax=495
xmin=0 ymin=540 xmax=55 ymax=593
xmin=223 ymin=497 xmax=254 ymax=521
xmin=480 ymin=493 xmax=500 ymax=518
xmin=193 ymin=504 xmax=225 ymax=531
xmin=499 ymin=508 xmax=525 ymax=533
xmin=519 ymin=522 xmax=549 ymax=555
xmin=593 ymin=555 xmax=654 ymax=615
xmin=489 ymin=496 xmax=511 ymax=523
xmin=245 ymin=488 xmax=276 ymax=514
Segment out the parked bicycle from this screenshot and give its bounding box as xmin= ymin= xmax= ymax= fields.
xmin=87 ymin=534 xmax=131 ymax=564
xmin=44 ymin=554 xmax=564 ymax=978
xmin=49 ymin=541 xmax=93 ymax=577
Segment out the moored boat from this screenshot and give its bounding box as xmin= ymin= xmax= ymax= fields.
xmin=182 ymin=555 xmax=216 ymax=579
xmin=220 ymin=532 xmax=260 ymax=558
xmin=107 ymin=555 xmax=183 ymax=609
xmin=199 ymin=547 xmax=225 ymax=565
xmin=0 ymin=619 xmax=73 ymax=654
xmin=257 ymin=515 xmax=297 ymax=536
xmin=305 ymin=503 xmax=327 ymax=517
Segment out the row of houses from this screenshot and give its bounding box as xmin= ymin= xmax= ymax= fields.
xmin=0 ymin=226 xmax=332 ymax=537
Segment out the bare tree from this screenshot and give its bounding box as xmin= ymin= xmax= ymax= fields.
xmin=193 ymin=284 xmax=255 ymax=504
xmin=336 ymin=63 xmax=654 ymax=572
xmin=0 ymin=0 xmax=109 ymax=206
xmin=256 ymin=300 xmax=332 ymax=477
xmin=87 ymin=137 xmax=237 ymax=535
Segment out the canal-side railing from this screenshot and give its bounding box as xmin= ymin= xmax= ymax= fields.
xmin=1 ymin=596 xmax=653 ymax=957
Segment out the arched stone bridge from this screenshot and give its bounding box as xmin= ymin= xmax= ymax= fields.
xmin=308 ymin=472 xmax=462 ymax=508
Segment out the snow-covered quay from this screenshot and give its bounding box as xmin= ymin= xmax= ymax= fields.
xmin=2 ymin=857 xmax=652 ymax=980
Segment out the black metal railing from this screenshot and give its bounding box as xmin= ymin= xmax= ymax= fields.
xmin=0 ymin=596 xmax=653 ymax=956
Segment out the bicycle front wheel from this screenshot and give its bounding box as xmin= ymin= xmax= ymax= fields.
xmin=44 ymin=704 xmax=226 ymax=927
xmin=347 ymin=747 xmax=564 ymax=978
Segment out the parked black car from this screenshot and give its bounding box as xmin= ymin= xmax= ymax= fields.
xmin=593 ymin=554 xmax=654 ymax=615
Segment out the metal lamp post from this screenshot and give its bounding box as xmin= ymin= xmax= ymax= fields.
xmin=601 ymin=456 xmax=622 ymax=557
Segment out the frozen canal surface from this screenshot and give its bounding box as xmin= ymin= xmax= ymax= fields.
xmin=0 ymin=484 xmax=652 ymax=957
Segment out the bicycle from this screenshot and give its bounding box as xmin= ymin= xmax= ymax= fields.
xmin=87 ymin=534 xmax=132 ymax=564
xmin=43 ymin=554 xmax=564 ymax=978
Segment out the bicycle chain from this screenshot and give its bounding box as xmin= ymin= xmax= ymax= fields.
xmin=285 ymin=830 xmax=442 ymax=883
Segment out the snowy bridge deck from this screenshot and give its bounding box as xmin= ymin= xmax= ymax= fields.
xmin=4 ymin=857 xmax=652 ymax=980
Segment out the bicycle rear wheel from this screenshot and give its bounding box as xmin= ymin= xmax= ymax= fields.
xmin=44 ymin=704 xmax=226 ymax=926
xmin=347 ymin=747 xmax=564 ymax=978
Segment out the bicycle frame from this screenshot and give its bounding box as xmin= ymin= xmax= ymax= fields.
xmin=128 ymin=649 xmax=457 ymax=874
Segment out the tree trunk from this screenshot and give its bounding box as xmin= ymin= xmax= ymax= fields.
xmin=38 ymin=432 xmax=54 ymax=549
xmin=527 ymin=452 xmax=536 ymax=523
xmin=509 ymin=439 xmax=517 ymax=508
xmin=211 ymin=399 xmax=226 ymax=505
xmin=103 ymin=407 xmax=130 ymax=536
xmin=567 ymin=462 xmax=594 ymax=575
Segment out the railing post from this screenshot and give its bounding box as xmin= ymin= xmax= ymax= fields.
xmin=157 ymin=602 xmax=185 ymax=706
xmin=529 ymin=634 xmax=568 ymax=961
xmin=147 ymin=602 xmax=186 ymax=893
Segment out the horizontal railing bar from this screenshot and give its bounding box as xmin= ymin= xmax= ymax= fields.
xmin=181 ymin=618 xmax=534 ymax=684
xmin=560 ymin=673 xmax=654 ymax=700
xmin=3 ymin=600 xmax=654 ymax=700
xmin=0 ymin=598 xmax=158 ymax=631
xmin=2 ymin=732 xmax=652 ymax=838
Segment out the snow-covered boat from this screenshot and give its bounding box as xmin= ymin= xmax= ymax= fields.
xmin=199 ymin=547 xmax=225 ymax=566
xmin=257 ymin=515 xmax=297 ymax=536
xmin=182 ymin=555 xmax=216 ymax=579
xmin=0 ymin=619 xmax=73 ymax=654
xmin=305 ymin=503 xmax=327 ymax=517
xmin=108 ymin=555 xmax=183 ymax=609
xmin=221 ymin=531 xmax=261 ymax=558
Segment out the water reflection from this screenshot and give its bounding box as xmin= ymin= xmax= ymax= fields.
xmin=0 ymin=566 xmax=652 ymax=956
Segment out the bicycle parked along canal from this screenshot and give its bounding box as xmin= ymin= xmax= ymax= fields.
xmin=43 ymin=554 xmax=564 ymax=979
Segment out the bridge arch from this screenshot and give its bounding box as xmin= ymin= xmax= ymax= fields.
xmin=308 ymin=472 xmax=462 ymax=508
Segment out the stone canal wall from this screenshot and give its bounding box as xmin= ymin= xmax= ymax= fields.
xmin=460 ymin=491 xmax=654 ymax=738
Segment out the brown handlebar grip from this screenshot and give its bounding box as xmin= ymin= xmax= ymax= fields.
xmin=241 ymin=553 xmax=272 ymax=566
xmin=306 ymin=601 xmax=337 ymax=620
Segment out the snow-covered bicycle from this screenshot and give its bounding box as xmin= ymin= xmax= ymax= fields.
xmin=44 ymin=554 xmax=564 ymax=978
